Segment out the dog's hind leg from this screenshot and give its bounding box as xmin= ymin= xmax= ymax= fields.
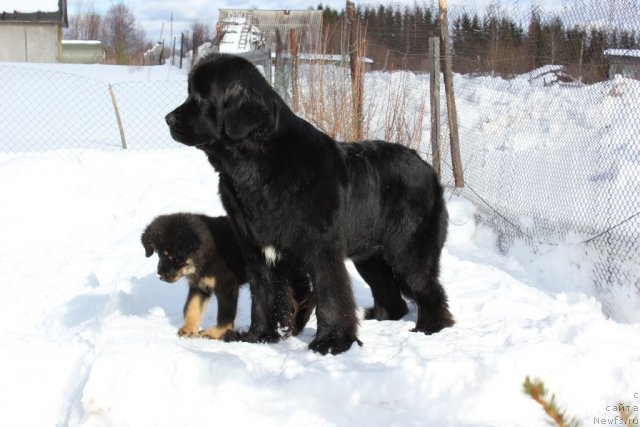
xmin=402 ymin=260 xmax=454 ymax=334
xmin=354 ymin=255 xmax=408 ymax=321
xmin=387 ymin=229 xmax=454 ymax=334
xmin=201 ymin=280 xmax=239 ymax=340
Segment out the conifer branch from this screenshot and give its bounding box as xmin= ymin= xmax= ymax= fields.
xmin=522 ymin=376 xmax=580 ymax=427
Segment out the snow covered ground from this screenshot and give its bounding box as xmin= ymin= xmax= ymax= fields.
xmin=0 ymin=62 xmax=639 ymax=426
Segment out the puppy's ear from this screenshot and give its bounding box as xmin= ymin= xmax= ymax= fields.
xmin=223 ymin=86 xmax=273 ymax=140
xmin=141 ymin=229 xmax=155 ymax=258
xmin=184 ymin=233 xmax=202 ymax=256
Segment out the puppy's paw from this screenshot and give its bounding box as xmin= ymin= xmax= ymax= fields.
xmin=223 ymin=329 xmax=281 ymax=344
xmin=364 ymin=307 xmax=376 ymax=320
xmin=364 ymin=303 xmax=408 ymax=321
xmin=177 ymin=326 xmax=200 ymax=338
xmin=309 ymin=333 xmax=362 ymax=355
xmin=200 ymin=324 xmax=234 ymax=340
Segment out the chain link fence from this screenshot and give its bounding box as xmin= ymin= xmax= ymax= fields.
xmin=0 ymin=0 xmax=638 ymax=321
xmin=0 ymin=64 xmax=185 ymax=153
xmin=441 ymin=1 xmax=640 ymax=323
xmin=362 ymin=0 xmax=639 ymax=322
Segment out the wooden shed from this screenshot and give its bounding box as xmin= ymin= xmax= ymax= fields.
xmin=604 ymin=49 xmax=640 ymax=80
xmin=0 ymin=0 xmax=68 ymax=63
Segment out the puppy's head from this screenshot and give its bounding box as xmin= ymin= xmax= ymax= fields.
xmin=141 ymin=215 xmax=202 ymax=283
xmin=165 ymin=54 xmax=280 ymax=148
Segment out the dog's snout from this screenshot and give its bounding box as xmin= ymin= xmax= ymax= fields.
xmin=165 ymin=112 xmax=177 ymax=127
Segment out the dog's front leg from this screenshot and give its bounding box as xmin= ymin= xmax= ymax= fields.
xmin=307 ymin=247 xmax=361 ymax=355
xmin=179 ymin=287 xmax=211 ymax=337
xmin=224 ymin=259 xmax=283 ymax=344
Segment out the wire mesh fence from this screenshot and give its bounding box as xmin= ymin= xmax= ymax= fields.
xmin=0 ymin=0 xmax=638 ymax=320
xmin=0 ymin=64 xmax=185 ymax=153
xmin=316 ymin=0 xmax=640 ymax=320
xmin=438 ymin=1 xmax=640 ymax=322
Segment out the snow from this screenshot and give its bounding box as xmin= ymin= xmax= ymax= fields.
xmin=63 ymin=40 xmax=103 ymax=45
xmin=218 ymin=17 xmax=264 ymax=54
xmin=605 ymin=48 xmax=640 ymax=58
xmin=0 ymin=62 xmax=639 ymax=426
xmin=0 ymin=0 xmax=59 ymax=13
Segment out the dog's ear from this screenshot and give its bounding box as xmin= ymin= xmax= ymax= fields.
xmin=183 ymin=231 xmax=202 ymax=256
xmin=141 ymin=228 xmax=155 ymax=258
xmin=222 ymin=85 xmax=274 ymax=140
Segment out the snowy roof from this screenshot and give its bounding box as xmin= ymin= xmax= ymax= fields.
xmin=1 ymin=0 xmax=60 ymax=12
xmin=297 ymin=53 xmax=374 ymax=64
xmin=62 ymin=40 xmax=103 ymax=45
xmin=217 ymin=9 xmax=322 ymax=52
xmin=218 ymin=17 xmax=264 ymax=54
xmin=0 ymin=0 xmax=67 ymax=26
xmin=604 ymin=49 xmax=640 ymax=58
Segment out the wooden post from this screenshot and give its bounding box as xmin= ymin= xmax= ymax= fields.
xmin=290 ymin=28 xmax=299 ymax=112
xmin=179 ymin=33 xmax=184 ymax=69
xmin=108 ymin=84 xmax=127 ymax=149
xmin=579 ymin=36 xmax=584 ymax=83
xmin=171 ymin=36 xmax=176 ymax=66
xmin=429 ymin=37 xmax=441 ymax=177
xmin=347 ymin=0 xmax=363 ymax=140
xmin=192 ymin=30 xmax=200 ymax=67
xmin=439 ymin=0 xmax=464 ymax=187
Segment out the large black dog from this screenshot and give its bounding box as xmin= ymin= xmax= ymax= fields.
xmin=166 ymin=53 xmax=454 ymax=355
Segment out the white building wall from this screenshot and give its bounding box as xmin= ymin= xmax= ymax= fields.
xmin=0 ymin=23 xmax=60 ymax=63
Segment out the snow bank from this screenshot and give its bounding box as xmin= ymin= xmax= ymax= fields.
xmin=0 ymin=149 xmax=638 ymax=427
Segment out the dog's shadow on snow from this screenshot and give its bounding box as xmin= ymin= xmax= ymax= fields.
xmin=61 ymin=267 xmax=418 ymax=346
xmin=60 ymin=273 xmax=194 ymax=330
xmin=117 ymin=274 xmax=195 ymax=328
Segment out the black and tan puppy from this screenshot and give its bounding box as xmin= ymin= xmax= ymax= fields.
xmin=165 ymin=54 xmax=454 ymax=355
xmin=141 ymin=213 xmax=313 ymax=339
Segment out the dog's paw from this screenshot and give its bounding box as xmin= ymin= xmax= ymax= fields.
xmin=223 ymin=329 xmax=281 ymax=344
xmin=200 ymin=324 xmax=233 ymax=340
xmin=177 ymin=327 xmax=200 ymax=338
xmin=412 ymin=311 xmax=455 ymax=335
xmin=364 ymin=303 xmax=408 ymax=321
xmin=309 ymin=333 xmax=362 ymax=355
xmin=364 ymin=307 xmax=376 ymax=320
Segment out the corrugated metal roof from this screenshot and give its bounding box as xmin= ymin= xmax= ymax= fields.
xmin=218 ymin=9 xmax=323 ymax=51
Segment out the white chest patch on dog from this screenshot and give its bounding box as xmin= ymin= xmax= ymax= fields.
xmin=263 ymin=245 xmax=280 ymax=266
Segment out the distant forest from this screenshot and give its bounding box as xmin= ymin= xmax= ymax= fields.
xmin=316 ymin=3 xmax=640 ymax=82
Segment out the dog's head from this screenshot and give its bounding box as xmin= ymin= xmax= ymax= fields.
xmin=141 ymin=215 xmax=202 ymax=283
xmin=165 ymin=54 xmax=282 ymax=148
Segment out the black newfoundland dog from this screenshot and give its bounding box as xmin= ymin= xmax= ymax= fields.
xmin=166 ymin=53 xmax=454 ymax=355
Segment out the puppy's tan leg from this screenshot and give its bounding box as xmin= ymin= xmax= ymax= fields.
xmin=178 ymin=287 xmax=210 ymax=337
xmin=200 ymin=323 xmax=234 ymax=340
